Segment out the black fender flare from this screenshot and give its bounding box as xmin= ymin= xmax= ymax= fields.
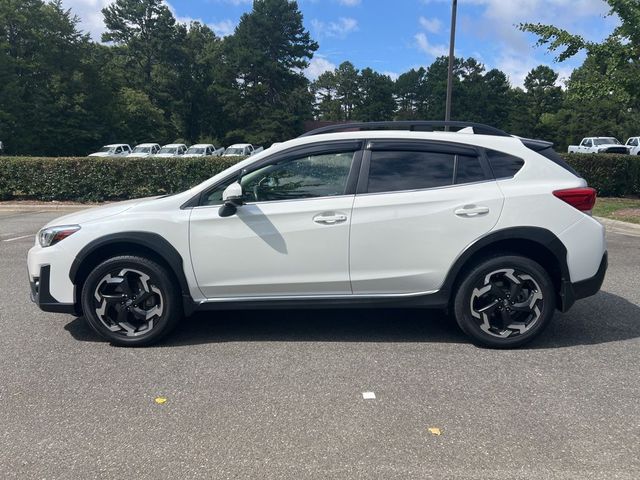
xmin=438 ymin=226 xmax=571 ymax=308
xmin=69 ymin=232 xmax=195 ymax=313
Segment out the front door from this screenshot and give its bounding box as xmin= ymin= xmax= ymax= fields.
xmin=189 ymin=148 xmax=360 ymax=298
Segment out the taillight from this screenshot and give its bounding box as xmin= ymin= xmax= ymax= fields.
xmin=553 ymin=187 xmax=597 ymax=213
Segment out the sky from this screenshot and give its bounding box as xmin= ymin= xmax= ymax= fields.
xmin=61 ymin=0 xmax=619 ymax=88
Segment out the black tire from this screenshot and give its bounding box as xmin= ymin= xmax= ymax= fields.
xmin=81 ymin=255 xmax=182 ymax=347
xmin=453 ymin=255 xmax=556 ymax=348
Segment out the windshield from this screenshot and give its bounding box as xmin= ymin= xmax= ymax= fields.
xmin=187 ymin=148 xmax=205 ymax=154
xmin=159 ymin=147 xmax=177 ymax=154
xmin=594 ymin=138 xmax=620 ymax=145
xmin=226 ymin=148 xmax=244 ymax=155
xmin=98 ymin=146 xmax=113 ymax=153
xmin=133 ymin=147 xmax=151 ymax=153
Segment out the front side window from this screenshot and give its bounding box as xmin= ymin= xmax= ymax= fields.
xmin=367 ymin=151 xmax=455 ymax=193
xmin=202 ymin=151 xmax=354 ymax=206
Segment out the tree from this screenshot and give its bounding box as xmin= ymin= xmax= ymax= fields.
xmin=522 ymin=65 xmax=563 ymax=138
xmin=220 ymin=0 xmax=318 ymax=144
xmin=394 ymin=68 xmax=427 ymax=120
xmin=333 ymin=61 xmax=359 ymax=120
xmin=102 ymin=0 xmax=178 ymax=87
xmin=520 ymin=0 xmax=640 ymax=109
xmin=311 ymin=70 xmax=342 ymax=120
xmin=354 ymin=68 xmax=395 ymax=121
xmin=0 ymin=0 xmax=116 ymax=155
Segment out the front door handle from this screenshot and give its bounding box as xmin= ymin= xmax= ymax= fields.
xmin=455 ymin=205 xmax=490 ymax=217
xmin=313 ymin=213 xmax=348 ymax=225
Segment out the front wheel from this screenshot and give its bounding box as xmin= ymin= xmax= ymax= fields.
xmin=453 ymin=255 xmax=556 ymax=348
xmin=81 ymin=255 xmax=182 ymax=347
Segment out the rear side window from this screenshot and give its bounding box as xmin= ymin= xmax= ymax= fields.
xmin=367 ymin=151 xmax=455 ymax=193
xmin=455 ymin=155 xmax=486 ymax=184
xmin=485 ymin=150 xmax=524 ymax=179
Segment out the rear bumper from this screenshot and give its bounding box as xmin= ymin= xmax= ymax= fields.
xmin=559 ymin=251 xmax=607 ymax=312
xmin=29 ymin=265 xmax=78 ymax=315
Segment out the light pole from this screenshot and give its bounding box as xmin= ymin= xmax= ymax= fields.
xmin=445 ymin=0 xmax=458 ymax=124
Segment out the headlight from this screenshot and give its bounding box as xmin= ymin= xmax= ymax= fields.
xmin=38 ymin=225 xmax=81 ymax=248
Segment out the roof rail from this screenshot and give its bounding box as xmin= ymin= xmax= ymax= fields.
xmin=300 ymin=121 xmax=511 ymax=138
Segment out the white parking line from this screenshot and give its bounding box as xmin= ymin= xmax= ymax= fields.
xmin=362 ymin=391 xmax=376 ymax=400
xmin=2 ymin=234 xmax=35 ymax=242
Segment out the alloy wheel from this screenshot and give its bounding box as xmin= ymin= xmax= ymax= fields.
xmin=469 ymin=268 xmax=544 ymax=339
xmin=93 ymin=268 xmax=164 ymax=337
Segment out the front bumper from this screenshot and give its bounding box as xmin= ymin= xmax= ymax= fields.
xmin=559 ymin=251 xmax=608 ymax=312
xmin=29 ymin=265 xmax=78 ymax=315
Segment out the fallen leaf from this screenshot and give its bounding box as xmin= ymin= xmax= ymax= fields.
xmin=428 ymin=427 xmax=442 ymax=436
xmin=155 ymin=397 xmax=167 ymax=404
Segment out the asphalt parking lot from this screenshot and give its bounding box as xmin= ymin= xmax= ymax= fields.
xmin=1 ymin=208 xmax=639 ymax=479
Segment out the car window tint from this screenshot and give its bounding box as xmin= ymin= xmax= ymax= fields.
xmin=367 ymin=151 xmax=454 ymax=193
xmin=202 ymin=151 xmax=354 ymax=206
xmin=486 ymin=149 xmax=525 ymax=179
xmin=455 ymin=155 xmax=485 ymax=184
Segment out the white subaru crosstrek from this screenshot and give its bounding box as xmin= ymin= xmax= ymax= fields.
xmin=28 ymin=122 xmax=607 ymax=348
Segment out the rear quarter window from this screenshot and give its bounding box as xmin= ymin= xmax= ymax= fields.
xmin=485 ymin=150 xmax=524 ymax=179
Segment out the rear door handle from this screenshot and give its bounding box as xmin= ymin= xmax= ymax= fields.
xmin=313 ymin=213 xmax=348 ymax=225
xmin=455 ymin=205 xmax=490 ymax=217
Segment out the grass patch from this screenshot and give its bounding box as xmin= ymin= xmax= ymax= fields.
xmin=594 ymin=197 xmax=640 ymax=224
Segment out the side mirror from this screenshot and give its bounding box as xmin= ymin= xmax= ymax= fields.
xmin=219 ymin=181 xmax=244 ymax=217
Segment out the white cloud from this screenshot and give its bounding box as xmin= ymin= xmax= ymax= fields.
xmin=417 ymin=0 xmax=611 ymax=88
xmin=337 ymin=0 xmax=361 ymax=5
xmin=61 ymin=0 xmax=111 ymax=40
xmin=415 ymin=32 xmax=448 ymax=58
xmin=211 ymin=19 xmax=237 ymax=37
xmin=311 ymin=17 xmax=359 ymax=39
xmin=419 ymin=16 xmax=442 ymax=34
xmin=62 ymin=1 xmax=239 ymax=40
xmin=304 ymin=56 xmax=337 ymax=80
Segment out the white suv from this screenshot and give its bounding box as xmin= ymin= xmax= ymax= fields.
xmin=28 ymin=122 xmax=607 ymax=348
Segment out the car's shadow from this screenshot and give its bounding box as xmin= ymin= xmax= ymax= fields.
xmin=64 ymin=290 xmax=640 ymax=349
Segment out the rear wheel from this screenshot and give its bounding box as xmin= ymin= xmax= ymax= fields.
xmin=453 ymin=255 xmax=556 ymax=348
xmin=81 ymin=255 xmax=182 ymax=347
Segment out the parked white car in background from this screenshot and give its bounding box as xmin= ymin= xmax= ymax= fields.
xmin=28 ymin=121 xmax=607 ymax=349
xmin=567 ymin=137 xmax=628 ymax=154
xmin=184 ymin=144 xmax=225 ymax=157
xmin=223 ymin=143 xmax=264 ymax=157
xmin=624 ymin=137 xmax=640 ymax=155
xmin=128 ymin=143 xmax=160 ymax=158
xmin=155 ymin=144 xmax=188 ymax=158
xmin=88 ymin=144 xmax=132 ymax=157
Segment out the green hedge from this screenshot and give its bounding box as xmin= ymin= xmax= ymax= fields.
xmin=561 ymin=153 xmax=640 ymax=197
xmin=0 ymin=156 xmax=245 ymax=202
xmin=0 ymin=152 xmax=638 ymax=202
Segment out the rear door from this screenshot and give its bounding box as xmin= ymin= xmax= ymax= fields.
xmin=349 ymin=140 xmax=504 ymax=295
